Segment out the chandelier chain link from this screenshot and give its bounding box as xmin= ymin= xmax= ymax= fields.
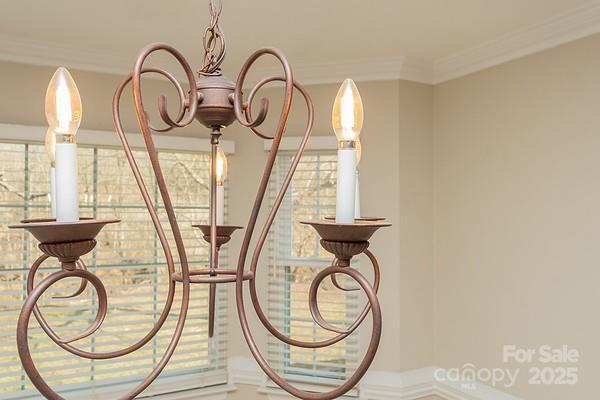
xmin=200 ymin=0 xmax=226 ymax=76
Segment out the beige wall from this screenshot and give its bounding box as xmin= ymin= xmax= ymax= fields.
xmin=433 ymin=34 xmax=600 ymax=399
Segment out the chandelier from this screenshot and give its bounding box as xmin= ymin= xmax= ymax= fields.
xmin=10 ymin=2 xmax=389 ymax=399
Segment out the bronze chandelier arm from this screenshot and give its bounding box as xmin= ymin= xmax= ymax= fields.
xmin=131 ymin=43 xmax=199 ymax=133
xmin=237 ymin=264 xmax=381 ymax=400
xmin=17 ymin=268 xmax=108 ymax=400
xmin=233 ymin=48 xmax=294 ymax=137
xmin=26 ymin=255 xmax=107 ymax=345
xmin=17 ymin=264 xmax=192 ymax=400
xmin=17 ymin=69 xmax=183 ymax=364
xmin=111 ymin=51 xmax=194 ymax=399
xmin=233 ymin=49 xmax=382 ymax=400
xmin=309 ymin=249 xmax=381 ymax=335
xmin=129 ymin=44 xmax=194 ymax=289
xmin=240 ymin=73 xmax=375 ymax=345
xmin=15 ymin=51 xmax=199 ymax=400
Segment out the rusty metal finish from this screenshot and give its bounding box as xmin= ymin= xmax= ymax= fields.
xmin=194 ymin=224 xmax=243 ymax=247
xmin=194 ymin=75 xmax=236 ymax=128
xmin=38 ymin=240 xmax=96 ymax=270
xmin=300 ymin=219 xmax=391 ymax=242
xmin=230 ymin=49 xmax=384 ymax=399
xmin=194 ymin=223 xmax=243 ymax=337
xmin=53 ymin=259 xmax=89 ymax=299
xmin=11 ymin=1 xmax=387 ymax=399
xmin=199 ymin=0 xmax=226 ymax=76
xmin=9 ymin=218 xmax=119 ymax=244
xmin=171 ymin=269 xmax=254 ymax=284
xmin=17 ymin=268 xmax=108 ymax=400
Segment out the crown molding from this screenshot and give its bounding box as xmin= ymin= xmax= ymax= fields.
xmin=0 ymin=34 xmax=134 ymax=77
xmin=433 ymin=1 xmax=600 ymax=84
xmin=0 ymin=33 xmax=411 ymax=86
xmin=252 ymin=56 xmax=409 ymax=86
xmin=2 ymin=1 xmax=600 ymax=87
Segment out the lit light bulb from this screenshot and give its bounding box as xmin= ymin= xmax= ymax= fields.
xmin=45 ymin=127 xmax=56 ymax=167
xmin=215 ymin=145 xmax=228 ymax=186
xmin=332 ymin=78 xmax=363 ymax=143
xmin=45 ymin=67 xmax=82 ymax=139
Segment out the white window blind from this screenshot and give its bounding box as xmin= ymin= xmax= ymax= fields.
xmin=267 ymin=151 xmax=359 ymax=385
xmin=0 ymin=141 xmax=227 ymax=399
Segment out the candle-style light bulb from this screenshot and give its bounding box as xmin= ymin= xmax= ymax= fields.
xmin=211 ymin=145 xmax=228 ymax=225
xmin=45 ymin=67 xmax=81 ymax=222
xmin=333 ymin=79 xmax=363 ymax=223
xmin=332 ymin=78 xmax=363 ymax=143
xmin=45 ymin=67 xmax=82 ymax=138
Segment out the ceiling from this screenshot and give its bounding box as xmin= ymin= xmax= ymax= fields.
xmin=1 ymin=0 xmax=599 ymax=84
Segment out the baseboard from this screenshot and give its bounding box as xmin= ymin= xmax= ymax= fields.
xmin=227 ymin=358 xmax=522 ymax=400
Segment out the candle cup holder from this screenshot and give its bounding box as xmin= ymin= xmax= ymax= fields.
xmin=173 ymin=224 xmax=249 ymax=284
xmin=190 ymin=224 xmax=245 ymax=338
xmin=9 ymin=218 xmax=120 ymax=270
xmin=193 ymin=224 xmax=244 ymax=250
xmin=300 ymin=219 xmax=390 ymax=266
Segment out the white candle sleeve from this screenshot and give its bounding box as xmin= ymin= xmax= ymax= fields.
xmin=354 ymin=170 xmax=360 ymax=219
xmin=50 ymin=167 xmax=57 ymax=219
xmin=55 ymin=142 xmax=79 ymax=222
xmin=216 ymin=185 xmax=225 ymax=225
xmin=336 ymin=148 xmax=357 ymax=223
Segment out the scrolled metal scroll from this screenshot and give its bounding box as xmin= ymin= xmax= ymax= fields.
xmin=17 ymin=268 xmax=108 ymax=400
xmin=26 ymin=255 xmax=107 ymax=345
xmin=309 ymin=249 xmax=381 ymax=335
xmin=233 ymin=48 xmax=294 ymax=138
xmin=130 ymin=44 xmax=199 ymax=133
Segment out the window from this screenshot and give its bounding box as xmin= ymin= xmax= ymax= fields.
xmin=267 ymin=150 xmax=359 ymax=385
xmin=0 ymin=141 xmax=227 ymax=399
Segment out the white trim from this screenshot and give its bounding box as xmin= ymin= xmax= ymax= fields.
xmin=433 ymin=1 xmax=600 ymax=83
xmin=255 ymin=57 xmax=408 ymax=86
xmin=263 ymin=136 xmax=337 ymax=151
xmin=0 ymin=123 xmax=235 ymax=154
xmin=3 ymin=2 xmax=600 ymax=85
xmin=227 ymin=358 xmax=523 ymax=400
xmin=228 ymin=356 xmax=267 ymax=387
xmin=0 ymin=34 xmax=134 ymax=78
xmin=359 ymin=368 xmax=438 ymax=400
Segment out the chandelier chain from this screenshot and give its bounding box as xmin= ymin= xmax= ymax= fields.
xmin=200 ymin=0 xmax=226 ymax=76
